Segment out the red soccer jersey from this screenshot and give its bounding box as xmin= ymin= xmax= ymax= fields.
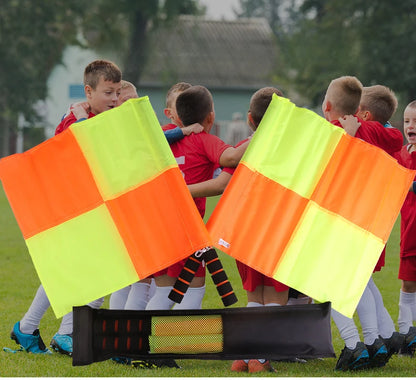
xmin=170 ymin=132 xmax=230 ymax=217
xmin=55 ymin=112 xmax=95 ymax=135
xmin=396 ymin=144 xmax=416 ymax=258
xmin=332 ymin=118 xmax=403 ymax=156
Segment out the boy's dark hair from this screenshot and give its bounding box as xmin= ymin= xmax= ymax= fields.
xmin=84 ymin=60 xmax=122 ymax=89
xmin=166 ymin=82 xmax=192 ymax=108
xmin=176 ymin=85 xmax=213 ymax=126
xmin=360 ymin=85 xmax=398 ymax=125
xmin=249 ymin=87 xmax=284 ymax=127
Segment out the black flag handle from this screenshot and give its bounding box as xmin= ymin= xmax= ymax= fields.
xmin=169 ymin=247 xmax=237 ymax=306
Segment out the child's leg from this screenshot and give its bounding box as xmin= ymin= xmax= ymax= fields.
xmin=57 ymin=312 xmax=73 ymax=335
xmin=109 ymin=285 xmax=131 ymax=309
xmin=20 ymin=285 xmax=50 ymax=334
xmin=367 ymin=277 xmax=395 ymax=339
xmin=124 ymin=280 xmax=151 ymax=310
xmin=331 ymin=308 xmax=361 ymax=349
xmin=57 ymin=297 xmax=104 ymax=335
xmin=263 ymin=286 xmax=288 ymax=306
xmin=398 ymin=281 xmax=416 ymax=334
xmin=356 ymin=281 xmax=378 ymax=345
xmin=51 ymin=297 xmax=104 ymax=356
xmin=147 ymin=258 xmax=206 ymax=310
xmin=145 ymin=274 xmax=176 ymax=310
xmin=232 ymin=289 xmax=270 ymax=373
xmin=246 ymin=285 xmax=264 ymax=306
xmin=173 ymin=284 xmax=206 ymax=310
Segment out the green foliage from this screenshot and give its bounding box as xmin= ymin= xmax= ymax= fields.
xmin=0 ymin=0 xmax=87 ymax=156
xmin=0 ymin=0 xmax=202 ymax=156
xmin=79 ymin=0 xmax=203 ymax=84
xmin=0 ymin=0 xmax=85 ymax=120
xmin=238 ymin=0 xmax=416 ymax=110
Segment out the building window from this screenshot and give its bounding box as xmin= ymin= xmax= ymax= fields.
xmin=69 ymin=84 xmax=85 ymax=99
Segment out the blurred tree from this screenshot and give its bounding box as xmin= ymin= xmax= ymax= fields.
xmin=0 ymin=0 xmax=202 ymax=156
xmin=0 ymin=0 xmax=86 ymax=156
xmin=238 ymin=0 xmax=416 ymax=110
xmin=80 ymin=0 xmax=203 ymax=84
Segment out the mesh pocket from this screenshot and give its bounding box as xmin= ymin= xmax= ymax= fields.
xmin=150 ymin=315 xmax=223 ymax=353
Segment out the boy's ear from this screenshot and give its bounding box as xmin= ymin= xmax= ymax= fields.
xmin=84 ymin=85 xmax=93 ymax=99
xmin=324 ymin=100 xmax=332 ymax=112
xmin=247 ymin=112 xmax=256 ymax=130
xmin=206 ymin=111 xmax=215 ymax=125
xmin=362 ymin=110 xmax=372 ymax=121
xmin=163 ymin=108 xmax=172 ymax=119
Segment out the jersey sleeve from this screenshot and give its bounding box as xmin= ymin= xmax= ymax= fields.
xmin=164 ymin=127 xmax=184 ymax=144
xmin=355 ymin=121 xmax=403 ymax=156
xmin=201 ymin=134 xmax=231 ymax=165
xmin=55 ymin=114 xmax=75 ymax=135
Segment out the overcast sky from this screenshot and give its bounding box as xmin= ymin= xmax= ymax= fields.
xmin=198 ymin=0 xmax=241 ymax=20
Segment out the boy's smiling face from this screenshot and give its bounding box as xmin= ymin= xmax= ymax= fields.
xmin=404 ymin=106 xmax=416 ymax=145
xmin=86 ymin=76 xmax=121 ymax=115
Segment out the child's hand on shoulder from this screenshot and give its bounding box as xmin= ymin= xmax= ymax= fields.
xmin=339 ymin=115 xmax=361 ymax=137
xmin=71 ymin=101 xmax=91 ymax=120
xmin=182 ymin=123 xmax=204 ymax=136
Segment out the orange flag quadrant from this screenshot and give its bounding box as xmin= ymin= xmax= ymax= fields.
xmin=208 ymin=95 xmax=415 ymax=317
xmin=0 ymin=97 xmax=211 ymax=317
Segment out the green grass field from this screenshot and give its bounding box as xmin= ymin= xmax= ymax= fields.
xmin=0 ymin=186 xmax=414 ymax=377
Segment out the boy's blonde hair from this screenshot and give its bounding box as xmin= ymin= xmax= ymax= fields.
xmin=327 ymin=76 xmax=362 ymax=115
xmin=166 ymin=82 xmax=192 ymax=108
xmin=84 ymin=60 xmax=122 ymax=89
xmin=360 ymin=85 xmax=398 ymax=125
xmin=120 ymin=80 xmax=136 ymax=91
xmin=406 ymin=100 xmax=416 ymax=109
xmin=249 ymin=87 xmax=284 ymax=127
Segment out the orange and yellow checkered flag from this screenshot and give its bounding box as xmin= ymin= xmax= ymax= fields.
xmin=208 ymin=95 xmax=414 ymax=317
xmin=0 ymin=97 xmax=211 ymax=318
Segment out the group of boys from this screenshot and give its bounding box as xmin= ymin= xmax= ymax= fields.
xmin=321 ymin=76 xmax=416 ymax=371
xmin=7 ymin=60 xmax=416 ymax=374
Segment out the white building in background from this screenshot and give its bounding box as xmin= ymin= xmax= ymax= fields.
xmin=44 ymin=46 xmax=110 ymax=138
xmin=44 ymin=17 xmax=278 ymax=141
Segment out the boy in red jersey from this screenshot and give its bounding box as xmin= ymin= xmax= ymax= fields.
xmin=322 ymin=76 xmax=402 ymax=154
xmin=109 ymin=80 xmax=200 ymax=315
xmin=10 ymin=60 xmax=122 ymax=357
xmin=146 ymin=85 xmax=249 ymax=311
xmin=394 ymin=100 xmax=416 ymax=356
xmin=162 ymin=81 xmax=204 ymax=140
xmin=55 ymin=59 xmax=122 ymax=134
xmin=341 ymin=84 xmax=404 ymax=364
xmin=322 ymin=76 xmax=403 ymax=371
xmin=188 ymin=87 xmax=287 ymax=373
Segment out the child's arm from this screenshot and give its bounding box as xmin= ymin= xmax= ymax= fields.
xmin=188 ymin=171 xmax=232 ymax=197
xmin=164 ymin=127 xmax=184 ymax=144
xmin=71 ymin=102 xmax=91 ymax=122
xmin=164 ymin=124 xmax=204 ymax=144
xmin=219 ymin=139 xmax=250 ymax=167
xmin=338 ymin=115 xmax=361 ymax=137
xmin=355 ymin=120 xmax=403 ymax=156
xmin=182 ymin=123 xmax=204 ymax=136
